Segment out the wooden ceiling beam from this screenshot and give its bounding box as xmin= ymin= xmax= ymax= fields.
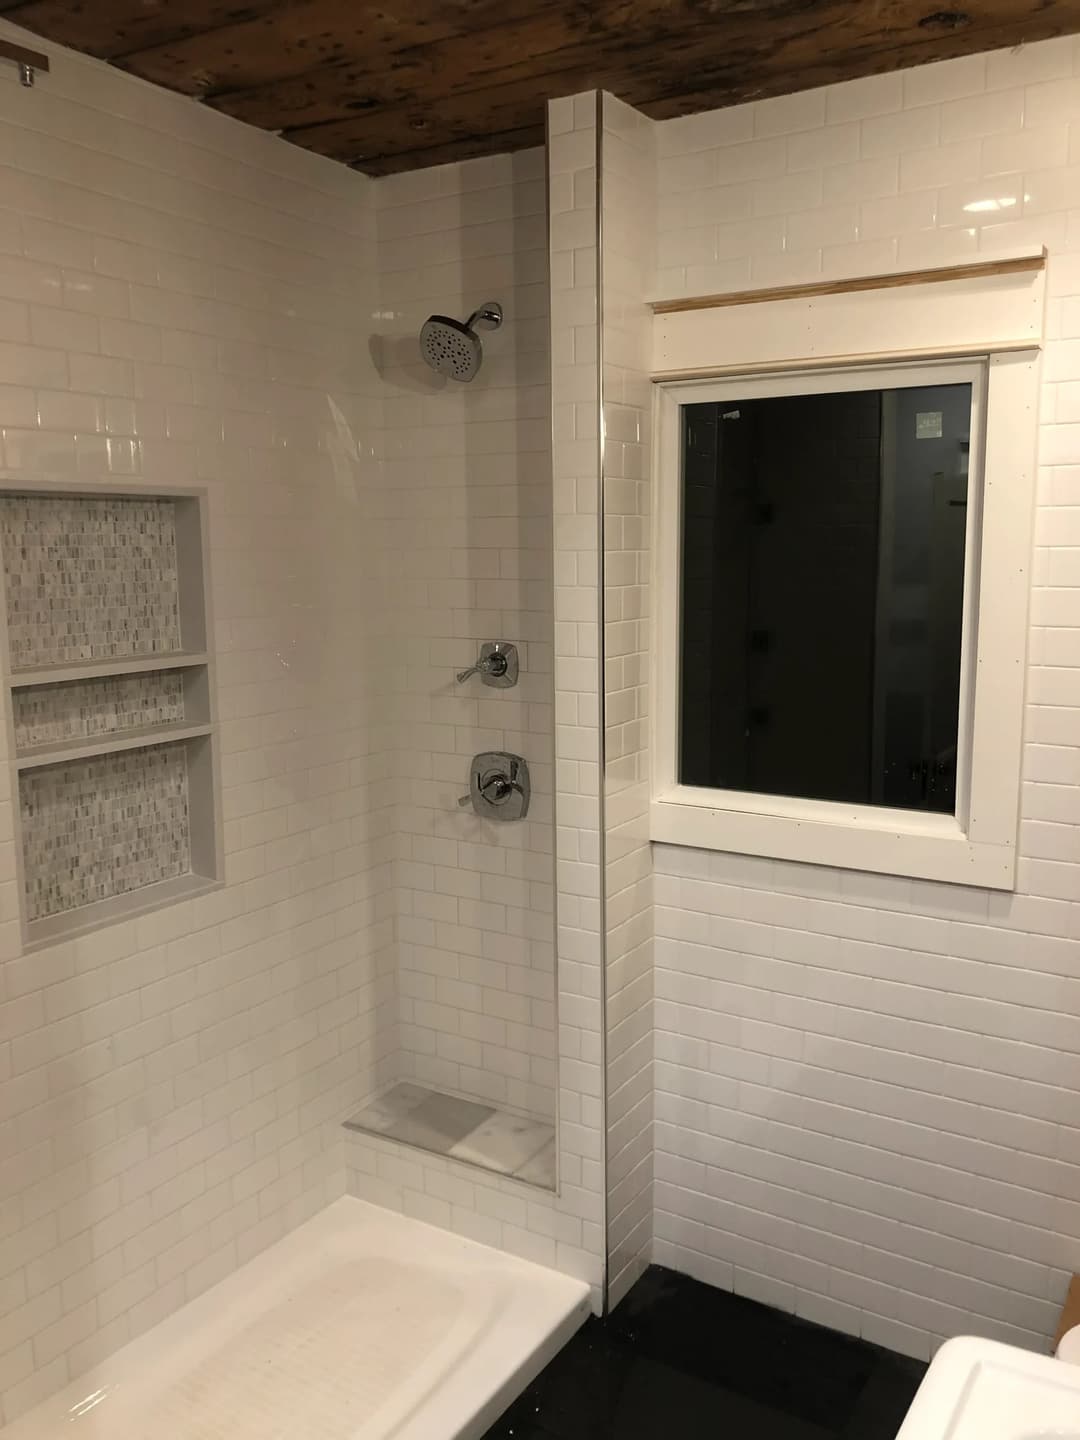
xmin=279 ymin=79 xmax=567 ymax=165
xmin=133 ymin=0 xmax=1080 ymax=160
xmin=269 ymin=0 xmax=1078 ymax=165
xmin=0 ymin=1 xmax=282 ymax=60
xmin=83 ymin=0 xmax=537 ymax=96
xmin=210 ymin=8 xmax=655 ymax=131
xmin=631 ymin=4 xmax=1080 ymax=118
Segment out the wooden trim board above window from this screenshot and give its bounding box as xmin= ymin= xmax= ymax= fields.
xmin=650 ymin=251 xmax=1046 ymax=315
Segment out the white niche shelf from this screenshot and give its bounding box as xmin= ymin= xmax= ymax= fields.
xmin=0 ymin=480 xmax=223 ymax=950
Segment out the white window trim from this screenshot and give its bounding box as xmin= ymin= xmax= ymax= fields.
xmin=651 ymin=349 xmax=1041 ymax=889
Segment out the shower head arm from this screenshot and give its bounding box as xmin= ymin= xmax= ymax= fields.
xmin=466 ymin=302 xmax=503 ymax=332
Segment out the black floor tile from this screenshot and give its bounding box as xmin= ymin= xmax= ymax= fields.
xmin=839 ymin=1351 xmax=929 ymax=1440
xmin=482 ymin=1266 xmax=926 ymax=1440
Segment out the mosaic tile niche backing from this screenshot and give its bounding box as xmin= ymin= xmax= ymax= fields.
xmin=20 ymin=742 xmax=191 ymax=921
xmin=13 ymin=670 xmax=186 ymax=750
xmin=0 ymin=495 xmax=182 ymax=669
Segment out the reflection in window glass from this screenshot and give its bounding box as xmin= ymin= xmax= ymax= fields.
xmin=679 ymin=383 xmax=971 ymax=814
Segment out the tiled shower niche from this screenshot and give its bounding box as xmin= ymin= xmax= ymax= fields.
xmin=12 ymin=666 xmax=210 ymax=758
xmin=13 ymin=669 xmax=188 ymax=751
xmin=0 ymin=483 xmax=221 ymax=948
xmin=21 ymin=742 xmax=192 ymax=922
xmin=0 ymin=489 xmax=208 ymax=676
xmin=1 ymin=494 xmax=183 ymax=669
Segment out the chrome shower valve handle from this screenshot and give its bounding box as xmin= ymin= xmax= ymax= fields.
xmin=455 ymin=641 xmax=518 ymax=689
xmin=457 ymin=773 xmax=513 ymax=807
xmin=458 ymin=753 xmax=530 ymax=820
xmin=457 ymin=653 xmax=507 ymax=683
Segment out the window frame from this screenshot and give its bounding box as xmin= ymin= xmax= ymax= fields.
xmin=651 ymin=349 xmax=1041 ymax=889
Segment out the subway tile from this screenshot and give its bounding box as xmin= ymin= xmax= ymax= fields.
xmin=898 ymin=140 xmax=982 ymax=192
xmin=860 ymin=188 xmax=938 ymax=239
xmin=0 ymin=293 xmax=27 ymax=346
xmin=28 ymin=305 xmax=98 ymax=353
xmin=752 ymin=89 xmax=827 ymax=138
xmin=0 ymin=342 xmax=66 ymax=388
xmin=823 ymin=236 xmax=898 ymax=277
xmin=824 ymin=156 xmax=899 ymax=205
xmin=714 ymin=137 xmax=788 ymax=184
xmin=941 ymin=88 xmax=1026 ymax=141
xmin=901 ymin=54 xmax=987 ymax=109
xmin=1025 ymin=77 xmax=1080 ymax=131
xmin=786 ymin=123 xmax=860 ymax=173
xmin=785 ymin=204 xmax=859 ymax=252
xmin=987 ymin=39 xmax=1074 ymax=91
xmin=752 ymin=169 xmax=823 ymax=217
xmin=825 ymin=71 xmax=904 ymax=123
xmin=861 ymin=105 xmax=942 ymax=159
xmin=936 ymin=176 xmax=1023 ymax=228
xmin=982 ymin=126 xmax=1069 ymax=175
xmin=895 ymin=226 xmax=978 ymax=269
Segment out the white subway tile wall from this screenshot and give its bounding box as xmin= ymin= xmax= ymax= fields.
xmin=657 ymin=38 xmax=1080 ymax=293
xmin=0 ymin=21 xmax=396 ymax=1423
xmin=649 ymin=36 xmax=1080 ymax=1358
xmin=600 ymin=94 xmax=656 ymax=1308
xmin=375 ymin=149 xmax=558 ymax=1124
xmin=345 ymin=94 xmax=607 ymax=1299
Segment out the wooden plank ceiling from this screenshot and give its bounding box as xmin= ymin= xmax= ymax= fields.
xmin=2 ymin=0 xmax=1079 ymax=174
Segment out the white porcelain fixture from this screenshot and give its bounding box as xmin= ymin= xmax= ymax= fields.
xmin=0 ymin=1197 xmax=591 ymax=1440
xmin=897 ymin=1336 xmax=1080 ymax=1440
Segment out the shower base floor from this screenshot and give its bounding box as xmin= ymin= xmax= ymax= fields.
xmin=3 ymin=1196 xmax=590 ymax=1440
xmin=345 ymin=1083 xmax=555 ymax=1189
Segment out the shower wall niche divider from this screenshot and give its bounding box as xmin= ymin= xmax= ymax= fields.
xmin=0 ymin=479 xmax=223 ymax=950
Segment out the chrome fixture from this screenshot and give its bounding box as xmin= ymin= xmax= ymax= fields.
xmin=456 ymin=640 xmax=518 ymax=689
xmin=0 ymin=38 xmax=50 ymax=87
xmin=419 ymin=302 xmax=503 ymax=382
xmin=458 ymin=752 xmax=530 ymax=820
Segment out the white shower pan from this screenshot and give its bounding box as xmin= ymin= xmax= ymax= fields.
xmin=2 ymin=1197 xmax=591 ymax=1440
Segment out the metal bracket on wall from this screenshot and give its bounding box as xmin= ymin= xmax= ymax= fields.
xmin=0 ymin=38 xmax=50 ymax=86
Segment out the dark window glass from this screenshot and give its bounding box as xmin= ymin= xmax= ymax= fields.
xmin=679 ymin=383 xmax=971 ymax=814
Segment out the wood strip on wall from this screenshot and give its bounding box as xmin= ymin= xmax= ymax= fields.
xmin=1057 ymin=1273 xmax=1080 ymax=1346
xmin=0 ymin=36 xmax=49 ymax=71
xmin=650 ymin=253 xmax=1047 ymax=315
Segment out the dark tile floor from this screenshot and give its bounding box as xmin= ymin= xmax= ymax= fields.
xmin=483 ymin=1267 xmax=927 ymax=1440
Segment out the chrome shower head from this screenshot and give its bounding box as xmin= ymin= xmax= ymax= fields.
xmin=419 ymin=301 xmax=502 ymax=382
xmin=420 ymin=316 xmax=480 ymax=381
